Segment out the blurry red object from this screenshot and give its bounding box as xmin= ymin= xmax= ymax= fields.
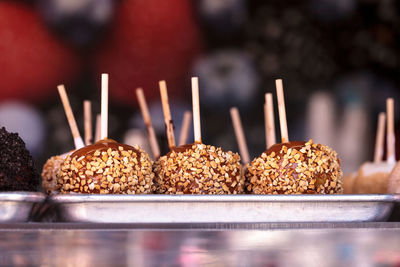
xmin=0 ymin=2 xmax=80 ymax=103
xmin=94 ymin=0 xmax=203 ymax=105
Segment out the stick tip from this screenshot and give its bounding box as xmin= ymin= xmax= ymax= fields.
xmin=191 ymin=77 xmax=199 ymax=93
xmin=101 ymin=73 xmax=109 ymax=84
xmin=191 ymin=77 xmax=199 ymax=89
xmin=57 ymin=84 xmax=65 ymax=91
xmin=230 ymin=107 xmax=238 ymax=114
xmin=136 ymin=87 xmax=144 ymax=97
xmin=275 ymin=79 xmax=284 ymax=94
xmin=159 ymin=81 xmax=167 ymax=92
xmin=387 ymin=98 xmax=395 ymax=116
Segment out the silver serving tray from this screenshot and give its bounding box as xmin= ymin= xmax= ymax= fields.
xmin=50 ymin=194 xmax=398 ymax=223
xmin=0 ymin=192 xmax=46 ymax=222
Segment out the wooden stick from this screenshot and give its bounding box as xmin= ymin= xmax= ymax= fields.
xmin=230 ymin=107 xmax=250 ymax=165
xmin=387 ymin=98 xmax=396 ymax=163
xmin=83 ymin=100 xmax=92 ymax=145
xmin=264 ymin=103 xmax=268 ymax=148
xmin=191 ymin=77 xmax=202 ymax=143
xmin=275 ymin=79 xmax=289 ymax=143
xmin=94 ymin=114 xmax=101 ymax=143
xmin=159 ymin=80 xmax=176 ymax=148
xmin=265 ymin=93 xmax=277 ymax=149
xmin=136 ymin=88 xmax=161 ymax=158
xmin=101 ymin=73 xmax=109 ymax=140
xmin=57 ymin=85 xmax=84 ymax=149
xmin=374 ymin=112 xmax=386 ymax=163
xmin=178 ymin=111 xmax=192 ymax=146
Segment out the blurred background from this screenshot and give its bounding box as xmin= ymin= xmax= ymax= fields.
xmin=1 ymin=0 xmax=400 ymax=174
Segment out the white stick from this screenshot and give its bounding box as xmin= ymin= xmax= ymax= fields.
xmin=57 ymin=85 xmax=84 ymax=149
xmin=136 ymin=88 xmax=161 ymax=158
xmin=265 ymin=93 xmax=276 ymax=149
xmin=374 ymin=112 xmax=386 ymax=163
xmin=101 ymin=73 xmax=109 ymax=140
xmin=178 ymin=111 xmax=192 ymax=146
xmin=191 ymin=77 xmax=202 ymax=143
xmin=95 ymin=114 xmax=101 ymax=143
xmin=387 ymin=98 xmax=396 ymax=163
xmin=230 ymin=107 xmax=250 ymax=165
xmin=275 ymin=79 xmax=289 ymax=143
xmin=84 ymin=100 xmax=92 ymax=145
xmin=159 ymin=80 xmax=176 ymax=148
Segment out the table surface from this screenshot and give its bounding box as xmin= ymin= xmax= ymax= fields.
xmin=1 ymin=222 xmax=400 ymax=266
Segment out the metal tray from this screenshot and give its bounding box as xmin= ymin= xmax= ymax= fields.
xmin=50 ymin=194 xmax=398 ymax=223
xmin=0 ymin=192 xmax=46 ymax=222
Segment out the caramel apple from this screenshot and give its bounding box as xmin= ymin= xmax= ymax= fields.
xmin=42 ymin=153 xmax=67 ymax=194
xmin=245 ymin=140 xmax=343 ymax=194
xmin=353 ymin=102 xmax=395 ymax=194
xmin=342 ymin=173 xmax=356 ymax=194
xmin=57 ymin=139 xmax=154 ymax=194
xmin=154 ymin=78 xmax=244 ymax=194
xmin=154 ymin=143 xmax=244 ymax=194
xmin=245 ymin=80 xmax=343 ymax=194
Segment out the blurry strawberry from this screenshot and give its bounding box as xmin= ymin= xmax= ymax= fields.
xmin=0 ymin=2 xmax=80 ymax=103
xmin=94 ymin=0 xmax=203 ymax=105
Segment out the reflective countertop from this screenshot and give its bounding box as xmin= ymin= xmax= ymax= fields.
xmin=1 ymin=223 xmax=400 ymax=266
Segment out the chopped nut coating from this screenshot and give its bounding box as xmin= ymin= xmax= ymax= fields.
xmin=154 ymin=143 xmax=244 ymax=194
xmin=245 ymin=140 xmax=343 ymax=194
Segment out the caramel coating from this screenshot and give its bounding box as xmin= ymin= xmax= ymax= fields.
xmin=57 ymin=139 xmax=154 ymax=194
xmin=342 ymin=173 xmax=356 ymax=194
xmin=245 ymin=140 xmax=343 ymax=194
xmin=353 ymin=162 xmax=393 ymax=194
xmin=388 ymin=161 xmax=400 ymax=193
xmin=42 ymin=155 xmax=65 ymax=195
xmin=154 ymin=143 xmax=244 ymax=194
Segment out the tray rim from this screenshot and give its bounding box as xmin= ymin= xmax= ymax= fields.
xmin=50 ymin=194 xmax=398 ymax=203
xmin=0 ymin=192 xmax=46 ymax=202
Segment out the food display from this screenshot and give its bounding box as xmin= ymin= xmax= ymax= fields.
xmin=353 ymin=100 xmax=395 ymax=194
xmin=0 ymin=127 xmax=40 ymax=191
xmin=154 ymin=78 xmax=245 ymax=194
xmin=2 ymin=1 xmax=400 ymax=228
xmin=0 ymin=76 xmax=396 ymax=225
xmin=245 ymin=79 xmax=343 ymax=194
